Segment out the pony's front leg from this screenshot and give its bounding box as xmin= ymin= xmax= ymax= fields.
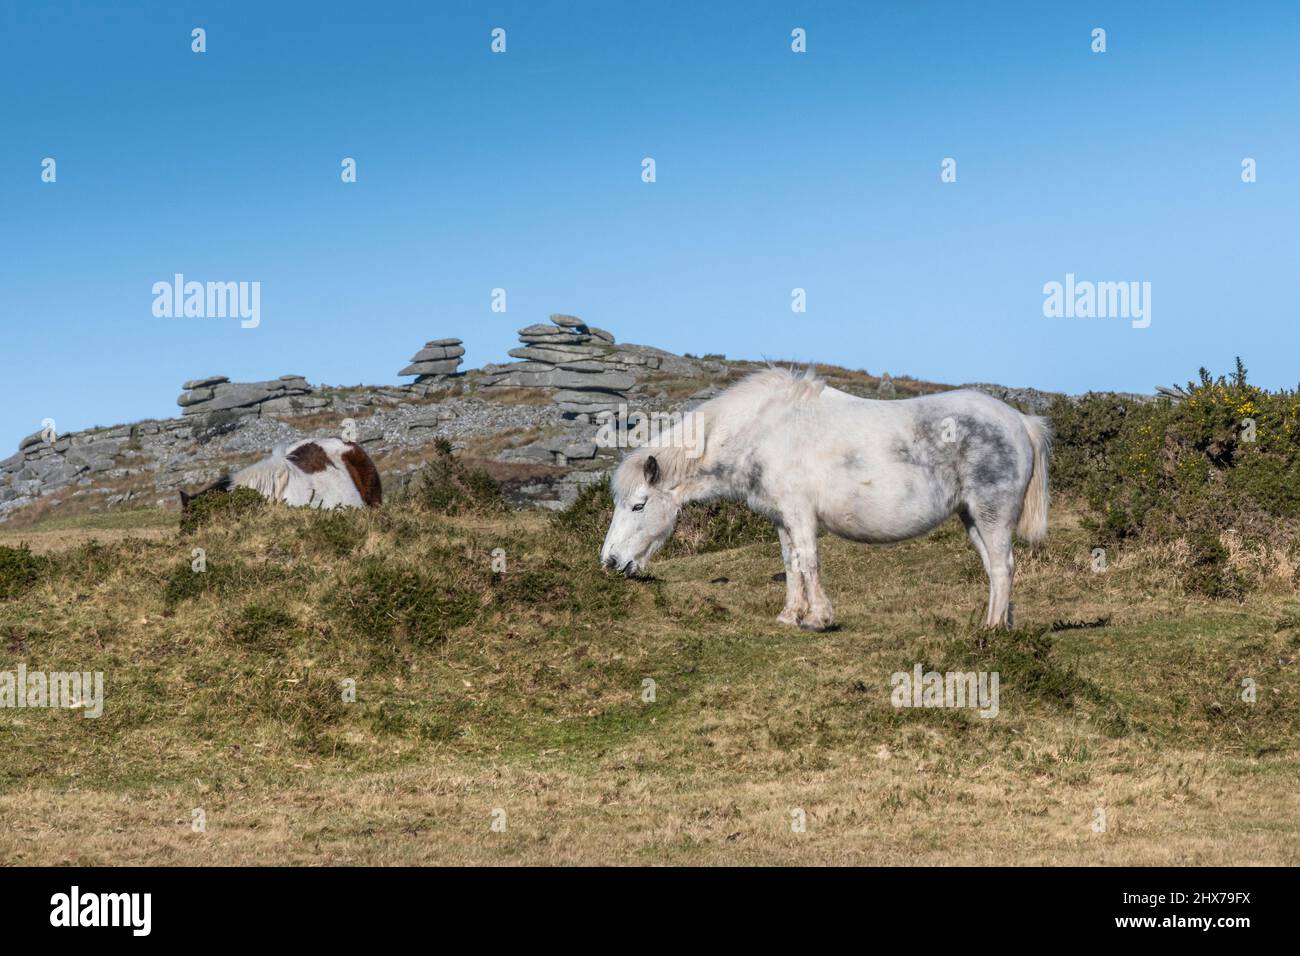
xmin=788 ymin=521 xmax=834 ymax=632
xmin=775 ymin=525 xmax=808 ymax=626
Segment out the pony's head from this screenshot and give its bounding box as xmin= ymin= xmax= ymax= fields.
xmin=601 ymin=453 xmax=681 ymax=575
xmin=179 ymin=475 xmax=232 ymax=512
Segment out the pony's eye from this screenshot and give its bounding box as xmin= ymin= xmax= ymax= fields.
xmin=631 ymin=502 xmax=646 ymax=512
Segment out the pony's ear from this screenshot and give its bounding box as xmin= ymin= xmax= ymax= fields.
xmin=644 ymin=455 xmax=660 ymax=486
xmin=179 ymin=490 xmax=191 ymax=511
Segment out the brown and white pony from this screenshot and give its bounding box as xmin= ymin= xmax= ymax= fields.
xmin=180 ymin=437 xmax=382 ymax=511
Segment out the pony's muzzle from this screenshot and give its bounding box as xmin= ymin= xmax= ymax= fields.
xmin=602 ymin=554 xmax=636 ymax=575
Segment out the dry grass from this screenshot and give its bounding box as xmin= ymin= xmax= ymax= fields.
xmin=267 ymin=410 xmax=360 ymax=432
xmin=0 ymin=474 xmax=161 ymax=531
xmin=0 ymin=497 xmax=1296 ymax=865
xmin=475 ymin=387 xmax=556 ymax=407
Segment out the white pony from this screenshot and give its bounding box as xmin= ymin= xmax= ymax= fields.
xmin=180 ymin=437 xmax=382 ymax=511
xmin=601 ymin=368 xmax=1050 ymax=630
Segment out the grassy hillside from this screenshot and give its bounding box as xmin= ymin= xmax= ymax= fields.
xmin=1 ymin=482 xmax=1296 ymax=864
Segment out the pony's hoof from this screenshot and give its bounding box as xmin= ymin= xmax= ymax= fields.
xmin=776 ymin=609 xmax=802 ymax=627
xmin=798 ymin=614 xmax=834 ymax=632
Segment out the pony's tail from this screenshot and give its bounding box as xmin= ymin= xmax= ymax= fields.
xmin=232 ymin=459 xmax=292 ymax=502
xmin=1016 ymin=414 xmax=1052 ymax=544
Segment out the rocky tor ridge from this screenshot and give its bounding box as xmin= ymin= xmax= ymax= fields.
xmin=2 ymin=316 xmax=1114 ymax=524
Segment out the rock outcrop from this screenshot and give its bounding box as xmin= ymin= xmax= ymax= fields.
xmin=177 ymin=375 xmax=327 ymax=417
xmin=0 ymin=311 xmax=716 ymax=520
xmin=0 ymin=384 xmax=566 ymax=520
xmin=1 ymin=422 xmax=153 ymax=516
xmin=398 ymin=338 xmax=465 ymax=383
xmin=0 ymin=311 xmax=1191 ymax=525
xmin=480 ymin=314 xmax=640 ymax=417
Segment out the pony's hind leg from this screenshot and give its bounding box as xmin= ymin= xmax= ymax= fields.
xmin=775 ymin=525 xmax=809 ymax=627
xmin=959 ymin=508 xmax=996 ymax=626
xmin=981 ymin=522 xmax=1015 ymax=628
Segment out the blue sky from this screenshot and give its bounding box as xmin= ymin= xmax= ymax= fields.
xmin=2 ymin=1 xmax=1298 ymax=451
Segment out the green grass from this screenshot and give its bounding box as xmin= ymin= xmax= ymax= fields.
xmin=11 ymin=507 xmax=177 ymax=532
xmin=0 ymin=493 xmax=1296 ymax=864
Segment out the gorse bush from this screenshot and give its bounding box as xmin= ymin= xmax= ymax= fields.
xmin=179 ymin=486 xmax=265 ymax=534
xmin=0 ymin=544 xmax=47 ymax=601
xmin=1051 ymin=360 xmax=1300 ymax=545
xmin=1048 ymin=360 xmax=1300 ymax=597
xmin=409 ymin=439 xmax=505 ymax=516
xmin=550 ymin=481 xmax=615 ymax=550
xmin=1045 ymin=393 xmax=1133 ymax=495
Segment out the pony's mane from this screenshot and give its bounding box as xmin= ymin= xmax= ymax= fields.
xmin=611 ymin=364 xmax=822 ymax=500
xmin=722 ymin=364 xmax=824 ymax=404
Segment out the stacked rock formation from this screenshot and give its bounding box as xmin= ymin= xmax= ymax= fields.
xmin=480 ymin=315 xmax=638 ymax=417
xmin=398 ymin=338 xmax=465 ymax=383
xmin=0 ymin=428 xmax=123 ymax=509
xmin=177 ymin=375 xmax=328 ymax=417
